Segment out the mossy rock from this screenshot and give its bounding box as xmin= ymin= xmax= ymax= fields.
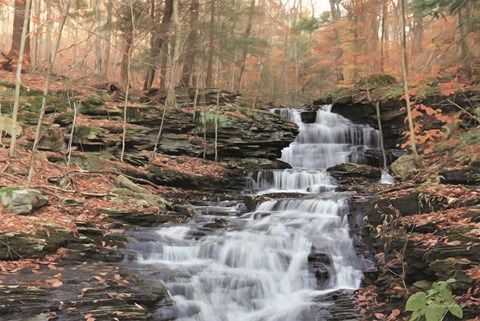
xmin=0 ymin=221 xmax=73 ymax=260
xmin=391 ymin=154 xmax=421 ymax=180
xmin=378 ymin=82 xmax=405 ymax=100
xmin=78 ymin=96 xmax=106 ymax=115
xmin=415 ymin=85 xmax=441 ymax=99
xmin=429 ymin=259 xmax=473 ymax=290
xmin=72 ymin=125 xmax=104 ymax=142
xmin=357 ymin=74 xmax=397 ymax=90
xmin=69 ymin=154 xmax=112 ymax=171
xmin=0 ymin=188 xmax=48 ymax=214
xmin=55 ymin=112 xmax=74 ymax=125
xmin=23 ymin=94 xmax=67 ymax=113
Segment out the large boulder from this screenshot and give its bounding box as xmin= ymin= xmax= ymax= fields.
xmin=0 ymin=188 xmax=48 ymax=214
xmin=390 ymin=154 xmax=420 ymax=180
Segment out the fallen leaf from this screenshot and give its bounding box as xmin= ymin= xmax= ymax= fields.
xmin=134 ymin=302 xmax=144 ymax=310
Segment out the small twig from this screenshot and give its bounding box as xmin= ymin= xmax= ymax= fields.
xmin=1 ymin=161 xmax=10 ymax=174
xmin=0 ymin=239 xmax=25 ymax=260
xmin=32 ymin=184 xmax=115 ymax=197
xmin=122 ymin=174 xmax=158 ymax=188
xmin=447 ymin=99 xmax=480 ymax=123
xmin=32 ymin=184 xmax=75 ymax=193
xmin=1 ymin=172 xmax=22 ymax=184
xmin=79 ymin=192 xmax=115 ymax=197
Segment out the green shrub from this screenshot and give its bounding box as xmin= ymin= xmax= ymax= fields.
xmin=405 ymin=278 xmax=463 ymax=321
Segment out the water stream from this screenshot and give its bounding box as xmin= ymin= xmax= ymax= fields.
xmin=132 ymin=107 xmax=382 ymax=321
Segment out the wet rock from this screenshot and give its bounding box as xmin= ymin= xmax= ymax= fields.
xmin=174 ymin=204 xmax=197 ymax=217
xmin=96 ymin=208 xmax=187 ymax=227
xmin=0 ymin=187 xmax=48 ymax=214
xmin=300 ymin=111 xmax=317 ymax=123
xmin=308 ymin=252 xmax=331 ymax=287
xmin=327 ymin=163 xmax=381 ymax=179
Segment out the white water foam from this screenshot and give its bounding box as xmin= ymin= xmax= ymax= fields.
xmin=136 ymin=106 xmax=379 ymax=321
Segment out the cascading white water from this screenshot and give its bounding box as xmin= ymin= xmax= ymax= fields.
xmin=136 ymin=106 xmax=380 ymax=321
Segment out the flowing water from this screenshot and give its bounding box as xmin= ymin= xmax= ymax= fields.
xmin=133 ymin=107 xmax=382 ymax=321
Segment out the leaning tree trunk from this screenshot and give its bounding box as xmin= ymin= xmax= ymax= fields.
xmin=27 ymin=0 xmax=72 ymax=185
xmin=179 ymin=0 xmax=200 ymax=87
xmin=9 ymin=0 xmax=32 ymax=157
xmin=235 ymin=0 xmax=256 ymax=94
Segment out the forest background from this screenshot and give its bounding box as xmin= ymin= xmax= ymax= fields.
xmin=1 ymin=0 xmax=479 ymax=108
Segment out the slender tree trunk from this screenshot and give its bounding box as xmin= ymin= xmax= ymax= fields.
xmin=94 ymin=0 xmax=103 ymax=76
xmin=400 ymin=0 xmax=418 ymax=157
xmin=235 ymin=0 xmax=256 ymax=94
xmin=205 ymin=0 xmax=216 ymax=88
xmin=380 ymin=0 xmax=387 ymax=72
xmin=32 ymin=0 xmax=41 ymax=68
xmin=330 ymin=0 xmax=345 ymax=81
xmin=165 ymin=0 xmax=181 ymax=108
xmin=45 ymin=3 xmax=53 ymax=63
xmin=412 ymin=14 xmax=423 ymax=54
xmin=352 ymin=0 xmax=359 ymax=80
xmin=121 ymin=25 xmax=133 ymax=88
xmin=27 ymin=0 xmax=71 ymax=185
xmin=144 ymin=0 xmax=158 ymax=89
xmin=9 ymin=0 xmax=32 ymax=157
xmin=180 ymin=0 xmax=200 ymax=87
xmin=144 ymin=0 xmax=174 ymax=90
xmin=456 ymin=11 xmax=472 ymax=78
xmin=9 ymin=0 xmax=32 ymax=66
xmin=103 ymin=0 xmax=113 ymax=78
xmin=121 ymin=2 xmax=136 ymax=162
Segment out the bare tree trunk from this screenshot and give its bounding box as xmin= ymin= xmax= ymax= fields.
xmin=180 ymin=0 xmax=200 ymax=87
xmin=121 ymin=2 xmax=136 ymax=163
xmin=45 ymin=3 xmax=53 ymax=63
xmin=9 ymin=0 xmax=32 ymax=157
xmin=9 ymin=0 xmax=32 ymax=66
xmin=329 ymin=0 xmax=343 ymax=81
xmin=103 ymin=0 xmax=113 ymax=77
xmin=412 ymin=14 xmax=423 ymax=54
xmin=144 ymin=0 xmax=174 ymax=89
xmin=27 ymin=0 xmax=71 ymax=185
xmin=456 ymin=11 xmax=472 ymax=78
xmin=144 ymin=0 xmax=158 ymax=89
xmin=165 ymin=0 xmax=181 ymax=107
xmin=205 ymin=0 xmax=216 ymax=88
xmin=94 ymin=0 xmax=103 ymax=76
xmin=400 ymin=0 xmax=418 ymax=157
xmin=235 ymin=0 xmax=256 ymax=94
xmin=32 ymin=0 xmax=41 ymax=68
xmin=380 ymin=0 xmax=387 ymax=72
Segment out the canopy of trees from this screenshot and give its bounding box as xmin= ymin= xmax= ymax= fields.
xmin=0 ymin=0 xmax=478 ymax=106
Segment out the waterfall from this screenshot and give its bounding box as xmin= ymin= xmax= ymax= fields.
xmin=134 ymin=106 xmax=380 ymax=321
